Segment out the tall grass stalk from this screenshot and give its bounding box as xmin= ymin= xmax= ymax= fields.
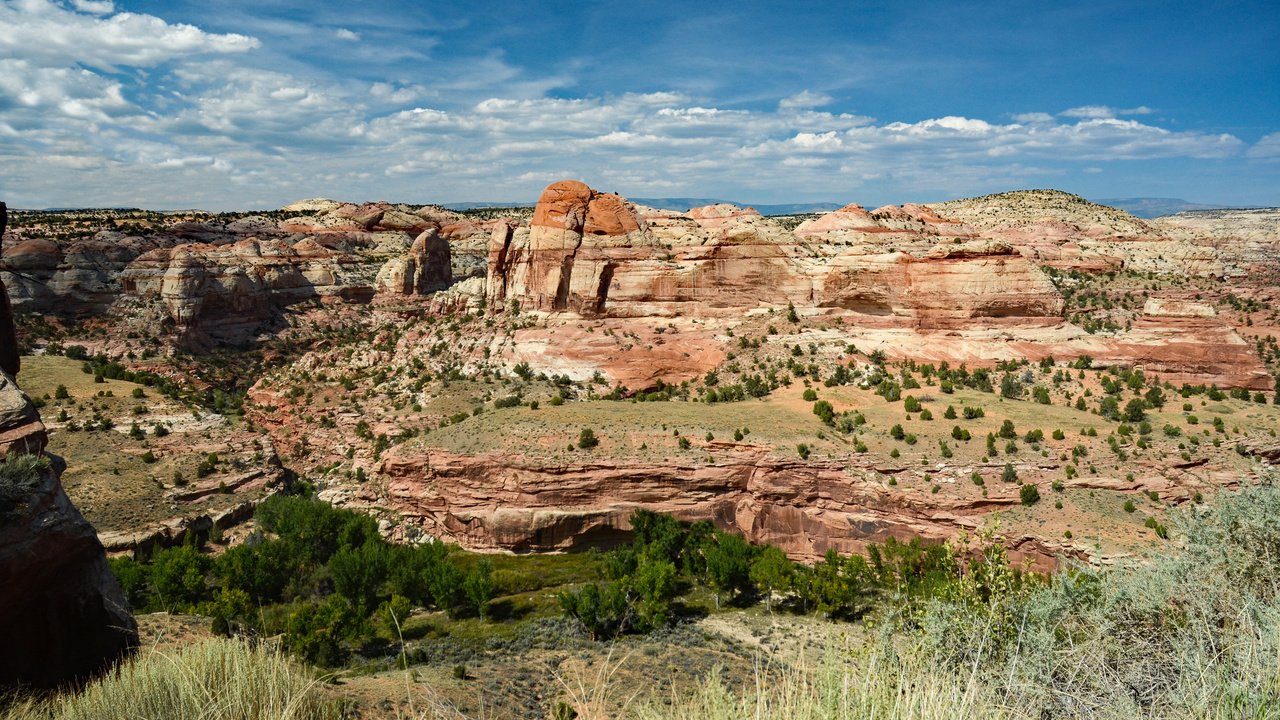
xmin=2 ymin=638 xmax=334 ymax=720
xmin=631 ymin=644 xmax=1013 ymax=720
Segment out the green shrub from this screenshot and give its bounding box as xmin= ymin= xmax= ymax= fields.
xmin=0 ymin=454 xmax=49 ymax=520
xmin=1019 ymin=483 xmax=1040 ymax=505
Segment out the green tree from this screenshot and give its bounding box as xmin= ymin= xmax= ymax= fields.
xmin=1144 ymin=385 xmax=1166 ymax=408
xmin=149 ymin=545 xmax=211 ymax=610
xmin=812 ymin=400 xmax=835 ymax=425
xmin=328 ymin=542 xmax=390 ymax=615
xmin=108 ymin=556 xmax=150 ymax=609
xmin=749 ymin=545 xmax=794 ymax=615
xmin=558 ymin=582 xmax=630 ymax=640
xmin=1123 ymin=398 xmax=1148 ymax=422
xmin=1002 ymin=463 xmax=1018 ymax=483
xmin=1019 ymin=483 xmax=1041 ymax=505
xmin=207 ymin=588 xmax=252 ymax=637
xmin=286 ymin=596 xmax=357 ymax=667
xmin=214 ymin=539 xmax=297 ymax=603
xmin=462 ymin=559 xmax=494 ymax=618
xmin=426 ymin=557 xmax=466 ymax=613
xmin=631 ymin=558 xmax=677 ymax=631
xmin=704 ymin=533 xmax=755 ymax=608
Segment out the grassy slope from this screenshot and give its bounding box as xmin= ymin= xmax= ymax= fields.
xmin=18 ymin=355 xmax=268 ymax=533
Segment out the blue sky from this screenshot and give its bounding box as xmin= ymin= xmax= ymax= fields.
xmin=0 ymin=0 xmax=1276 ymax=210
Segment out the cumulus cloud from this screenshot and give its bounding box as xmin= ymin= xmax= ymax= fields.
xmin=0 ymin=0 xmax=259 ymax=70
xmin=779 ymin=90 xmax=833 ymax=110
xmin=1246 ymin=132 xmax=1280 ymax=161
xmin=0 ymin=2 xmax=1259 ymax=209
xmin=70 ymin=0 xmax=112 ymax=13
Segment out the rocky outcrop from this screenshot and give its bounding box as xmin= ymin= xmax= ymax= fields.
xmin=484 ymin=181 xmax=1066 ymax=326
xmin=816 ymin=241 xmax=1065 ymax=327
xmin=0 ymin=203 xmax=16 ymax=377
xmin=121 ymin=238 xmax=381 ymax=338
xmin=1106 ymin=300 xmax=1274 ymax=390
xmin=379 ymin=447 xmax=1078 ymax=572
xmin=0 ymin=459 xmax=139 ymax=689
xmin=0 ymin=370 xmax=46 ymax=458
xmin=512 ymin=180 xmax=652 ymax=314
xmin=1 ymin=235 xmax=145 ymax=315
xmin=375 ymin=227 xmax=452 ymax=296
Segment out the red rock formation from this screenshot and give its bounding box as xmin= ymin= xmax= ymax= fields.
xmin=379 ymin=447 xmax=1079 ymax=572
xmin=817 ymin=241 xmax=1065 ymax=327
xmin=515 ymin=180 xmax=652 ymax=314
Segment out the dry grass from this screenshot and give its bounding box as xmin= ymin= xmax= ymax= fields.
xmin=1 ymin=638 xmax=335 ymax=720
xmin=17 ymin=355 xmax=268 ymax=534
xmin=629 ymin=644 xmax=1011 ymax=720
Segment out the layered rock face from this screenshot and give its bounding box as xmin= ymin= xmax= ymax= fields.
xmin=0 ymin=205 xmax=137 ymax=687
xmin=485 ymin=180 xmax=1064 ymax=323
xmin=0 ymin=233 xmax=160 ymax=315
xmin=497 ymin=180 xmax=653 ymax=314
xmin=814 ymin=241 xmax=1065 ymax=327
xmin=2 ymin=200 xmax=472 ymax=340
xmin=122 ymin=238 xmax=382 ymax=337
xmin=473 ymin=182 xmax=1271 ymax=388
xmin=375 ymin=228 xmax=452 ymax=296
xmin=379 ymin=447 xmax=1077 ymax=572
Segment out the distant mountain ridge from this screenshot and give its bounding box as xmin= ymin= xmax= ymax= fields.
xmin=1093 ymin=197 xmax=1254 ymax=218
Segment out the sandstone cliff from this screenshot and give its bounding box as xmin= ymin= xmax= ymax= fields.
xmin=379 ymin=447 xmax=1079 ymax=572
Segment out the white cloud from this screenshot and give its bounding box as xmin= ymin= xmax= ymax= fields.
xmin=0 ymin=0 xmax=259 ymax=70
xmin=1060 ymin=104 xmax=1156 ymax=119
xmin=1247 ymin=132 xmax=1280 ymax=161
xmin=779 ymin=90 xmax=833 ymax=110
xmin=334 ymin=28 xmax=360 ymax=41
xmin=70 ymin=0 xmax=112 ymax=14
xmin=0 ymin=58 xmax=131 ymax=122
xmin=1060 ymin=105 xmax=1117 ymax=119
xmin=0 ymin=2 xmax=1259 ymax=210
